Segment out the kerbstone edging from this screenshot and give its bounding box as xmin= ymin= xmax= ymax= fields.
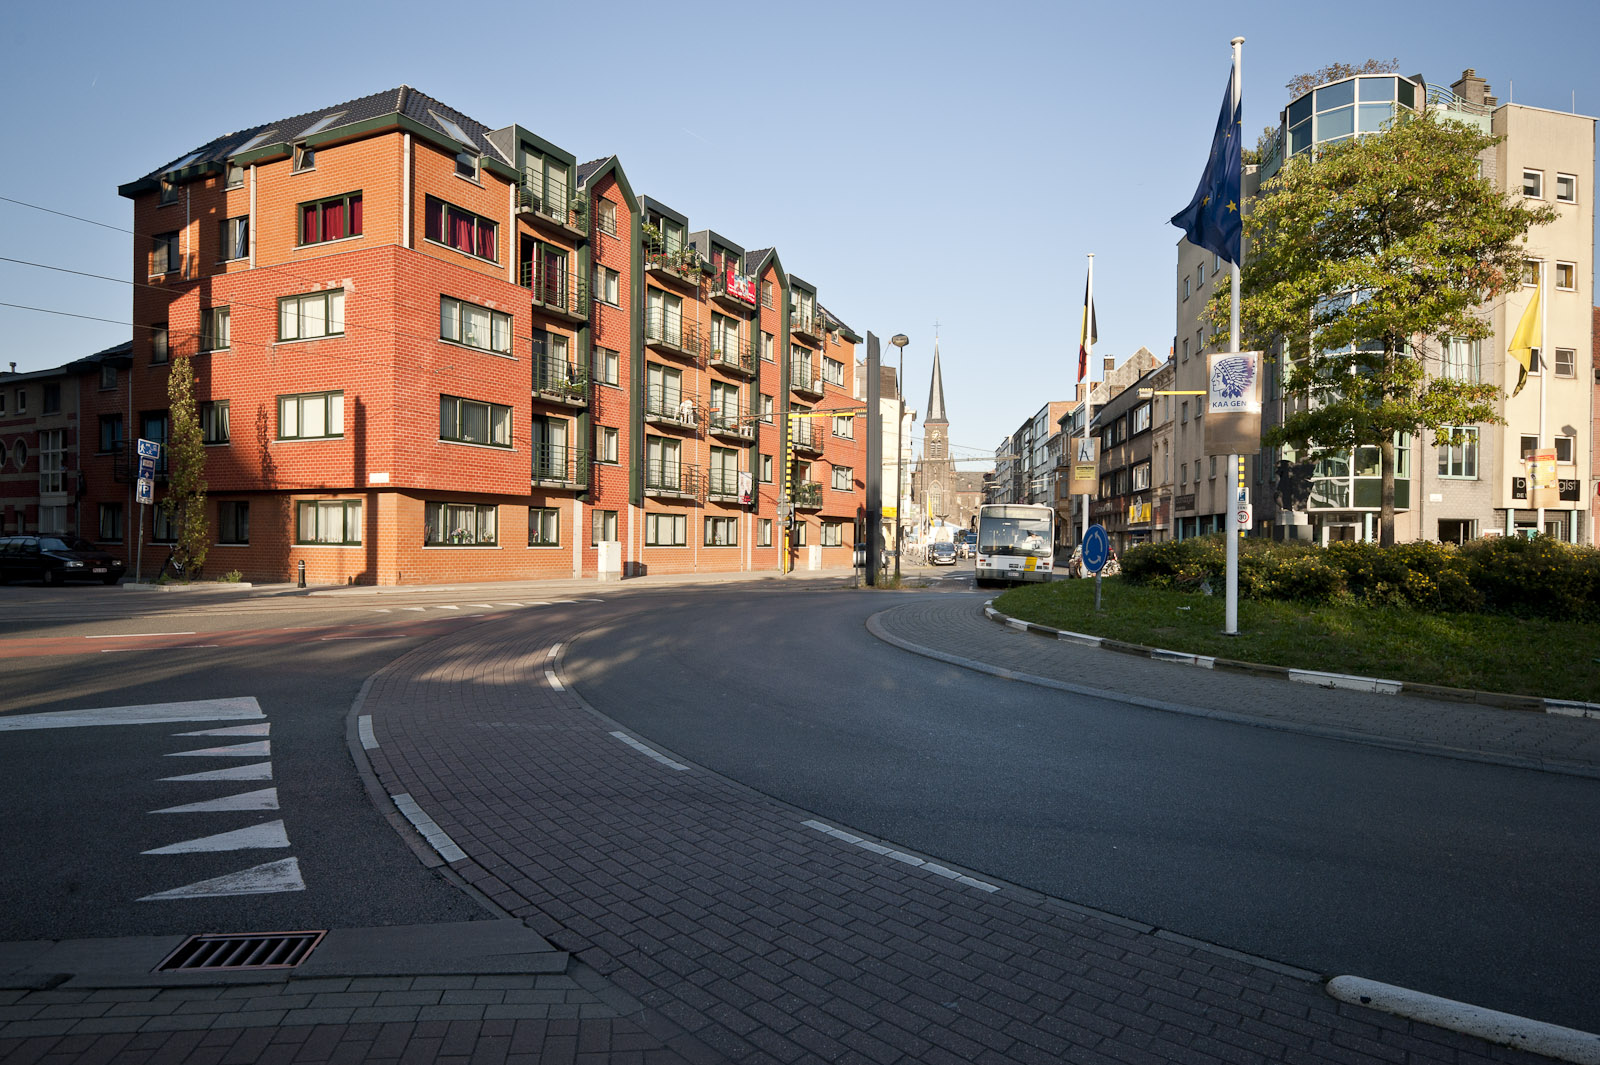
xmin=982 ymin=602 xmax=1599 ymax=720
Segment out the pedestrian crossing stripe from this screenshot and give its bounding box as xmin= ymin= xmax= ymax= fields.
xmin=174 ymin=723 xmax=270 ymax=737
xmin=143 ymin=819 xmax=289 ymax=854
xmin=151 ymin=788 xmax=279 ymax=815
xmin=166 ymin=740 xmax=271 ymax=758
xmin=138 ymin=858 xmax=304 ymax=901
xmin=161 ymin=761 xmax=273 ymax=782
xmin=0 ymin=697 xmax=263 ymax=731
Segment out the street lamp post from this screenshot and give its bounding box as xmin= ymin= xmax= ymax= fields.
xmin=890 ymin=334 xmax=910 ymax=582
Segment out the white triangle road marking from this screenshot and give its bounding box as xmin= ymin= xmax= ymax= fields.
xmin=151 ymin=788 xmax=279 ymax=815
xmin=138 ymin=857 xmax=304 ymax=900
xmin=143 ymin=820 xmax=289 ymax=854
xmin=174 ymin=723 xmax=270 ymax=738
xmin=0 ymin=697 xmax=263 ymax=732
xmin=166 ymin=740 xmax=270 ymax=758
xmin=161 ymin=762 xmax=272 ymax=783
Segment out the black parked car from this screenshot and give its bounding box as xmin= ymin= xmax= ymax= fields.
xmin=0 ymin=535 xmax=125 ymax=585
xmin=929 ymin=540 xmax=958 ymax=566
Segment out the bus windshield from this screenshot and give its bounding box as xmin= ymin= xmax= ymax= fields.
xmin=976 ymin=512 xmax=1052 ymax=558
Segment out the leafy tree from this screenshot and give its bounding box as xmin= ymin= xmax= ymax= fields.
xmin=1214 ymin=110 xmax=1555 ymax=546
xmin=161 ymin=355 xmax=209 ymax=576
xmin=1285 ymin=59 xmax=1398 ymax=99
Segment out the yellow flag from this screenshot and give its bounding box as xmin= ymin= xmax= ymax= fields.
xmin=1507 ymin=281 xmax=1540 ymax=398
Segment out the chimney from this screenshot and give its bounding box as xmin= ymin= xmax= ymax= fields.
xmin=1102 ymin=356 xmax=1115 ymax=378
xmin=1452 ymin=69 xmax=1489 ymax=107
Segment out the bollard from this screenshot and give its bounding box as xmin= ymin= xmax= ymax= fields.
xmin=298 ymin=559 xmax=306 ymax=588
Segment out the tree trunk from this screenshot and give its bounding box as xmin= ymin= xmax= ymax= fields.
xmin=1379 ymin=435 xmax=1396 ymax=547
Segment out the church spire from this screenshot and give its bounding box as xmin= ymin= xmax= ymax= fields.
xmin=926 ymin=339 xmax=947 ymax=425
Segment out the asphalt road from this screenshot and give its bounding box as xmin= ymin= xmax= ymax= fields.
xmin=562 ymin=583 xmax=1600 ymax=1033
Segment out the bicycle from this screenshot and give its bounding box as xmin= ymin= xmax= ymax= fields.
xmin=161 ymin=550 xmax=200 ymax=582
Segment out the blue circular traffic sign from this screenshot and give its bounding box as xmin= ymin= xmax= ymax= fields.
xmin=1081 ymin=525 xmax=1110 ymax=574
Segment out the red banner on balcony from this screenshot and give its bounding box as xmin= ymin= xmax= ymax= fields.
xmin=725 ymin=268 xmax=757 ymax=306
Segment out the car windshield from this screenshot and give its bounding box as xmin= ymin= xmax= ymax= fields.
xmin=977 ymin=516 xmax=1053 ymax=557
xmin=39 ymin=538 xmax=73 ymax=551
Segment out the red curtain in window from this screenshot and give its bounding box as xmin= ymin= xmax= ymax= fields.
xmin=302 ymin=204 xmax=317 ymax=245
xmin=450 ymin=208 xmax=473 ymax=254
xmin=324 ymin=200 xmax=345 ymax=242
xmin=424 ymin=198 xmax=443 ymax=243
xmin=477 ymin=220 xmax=496 ymax=262
xmin=349 ymin=194 xmax=362 ymax=236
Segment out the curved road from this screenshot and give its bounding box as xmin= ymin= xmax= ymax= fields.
xmin=563 ymin=584 xmax=1600 ymax=1033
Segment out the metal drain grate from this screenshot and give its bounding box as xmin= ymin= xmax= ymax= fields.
xmin=155 ymin=930 xmax=326 ymax=972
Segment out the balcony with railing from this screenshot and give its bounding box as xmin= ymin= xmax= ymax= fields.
xmin=789 ymin=309 xmax=822 ymax=344
xmin=709 ymin=268 xmax=759 ymax=312
xmin=644 ymin=459 xmax=702 ymax=501
xmin=790 ymin=419 xmax=822 ymax=455
xmin=531 ymin=443 xmax=588 ymax=488
xmin=792 ymin=481 xmax=824 ymax=510
xmin=707 ymin=335 xmax=755 ymax=377
xmin=789 ymin=365 xmax=823 ymax=398
xmin=644 ymin=238 xmax=704 ymax=291
xmin=706 ymin=466 xmax=743 ymax=501
xmin=644 ymin=386 xmax=701 ymax=432
xmin=707 ymin=404 xmax=754 ymax=443
xmin=532 ymin=354 xmax=588 ymax=407
xmin=517 ymin=181 xmax=586 ymax=239
xmin=644 ymin=309 xmax=704 ymax=365
xmin=520 ymin=259 xmax=590 ymax=324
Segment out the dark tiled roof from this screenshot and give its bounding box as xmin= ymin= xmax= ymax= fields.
xmin=132 ymin=86 xmax=508 ymax=184
xmin=818 ymin=304 xmax=857 ymax=337
xmin=575 ymin=157 xmax=613 ymax=185
xmin=743 ymin=247 xmax=773 ymax=274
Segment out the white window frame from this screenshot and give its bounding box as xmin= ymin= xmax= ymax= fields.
xmin=832 ymin=414 xmax=853 ymax=438
xmin=1555 ymin=172 xmax=1578 ymax=203
xmin=38 ymin=429 xmax=65 ymax=494
xmin=831 ymin=465 xmax=852 ymax=491
xmin=1555 ymin=261 xmax=1576 ymax=291
xmin=599 ymin=426 xmax=619 ymax=463
xmin=758 ymin=518 xmax=773 ymax=546
xmin=1556 ymin=435 xmax=1576 ymax=464
xmin=593 ymin=265 xmax=620 ymax=306
xmin=280 ymin=290 xmax=345 ymax=342
xmin=1554 ymin=347 xmax=1576 ymax=378
xmin=1522 ymin=169 xmax=1543 ymax=198
xmin=821 ymin=521 xmax=843 ymax=547
xmin=440 ymin=296 xmax=511 ymax=354
xmin=591 ymin=509 xmax=618 ymax=545
xmin=1437 ymin=426 xmax=1478 ymax=479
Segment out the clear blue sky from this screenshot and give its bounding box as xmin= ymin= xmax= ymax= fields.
xmin=3 ymin=0 xmax=1596 ymax=463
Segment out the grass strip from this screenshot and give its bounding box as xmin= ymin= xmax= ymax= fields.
xmin=994 ymin=578 xmax=1600 ymax=703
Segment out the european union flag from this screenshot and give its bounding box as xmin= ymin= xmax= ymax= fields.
xmin=1171 ymin=71 xmax=1242 ymax=266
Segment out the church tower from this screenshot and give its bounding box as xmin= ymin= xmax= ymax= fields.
xmin=918 ymin=340 xmax=957 ymax=528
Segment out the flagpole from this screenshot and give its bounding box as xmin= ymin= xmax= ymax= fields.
xmin=1225 ymin=35 xmax=1244 ymax=636
xmin=1537 ymin=259 xmax=1548 ymax=534
xmin=1082 ymin=253 xmax=1095 ymax=543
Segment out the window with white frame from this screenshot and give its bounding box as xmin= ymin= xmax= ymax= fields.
xmin=201 ymin=401 xmax=229 ymax=445
xmin=218 ymin=501 xmax=249 ymax=544
xmin=831 ymin=465 xmax=852 ymax=491
xmin=1181 ymin=462 xmax=1188 ymax=485
xmin=761 ymin=281 xmax=774 ymax=309
xmin=1520 ymin=434 xmax=1538 ymax=459
xmin=760 ymin=394 xmax=774 ymax=424
xmin=1131 ymin=403 xmax=1151 ymax=434
xmin=832 ymin=414 xmax=853 ymax=438
xmin=821 ymin=521 xmax=843 ymax=547
xmin=758 ymin=518 xmax=772 ymax=546
xmin=596 ymin=199 xmax=617 ymax=237
xmin=761 ymin=332 xmax=774 ymax=362
xmin=646 ymin=512 xmax=685 ymax=546
xmin=281 ymin=290 xmax=345 ymax=342
xmin=528 ymin=507 xmax=559 ymax=546
xmin=1523 ymin=169 xmax=1543 ymax=198
xmin=599 ymin=426 xmax=619 ymax=463
xmin=760 ymin=453 xmax=773 ymax=482
xmin=440 ymin=395 xmax=512 ymax=447
xmin=441 ymin=296 xmax=511 ymax=354
xmin=201 ymin=306 xmax=230 ymax=351
xmin=1183 ymin=276 xmax=1191 ymax=300
xmin=591 ymin=509 xmax=617 ymax=544
xmin=1437 ymin=427 xmax=1478 ymax=478
xmin=297 ymin=499 xmax=361 ymax=544
xmin=293 ymin=145 xmax=316 ymax=172
xmin=1132 ymin=462 xmax=1150 ymax=491
xmin=219 ymin=216 xmax=249 ymax=261
xmin=159 ymin=179 xmax=178 ymax=206
xmin=1556 ymin=262 xmax=1576 ymax=291
xmin=1196 ymin=263 xmax=1204 ymax=288
xmin=1209 ymin=456 xmax=1217 ymax=477
xmin=1556 ymin=435 xmax=1576 ymax=464
xmin=823 ymin=357 xmax=845 ymax=386
xmin=793 ymin=522 xmax=807 ymax=547
xmin=226 ymin=163 xmax=245 ymax=189
xmin=593 ymin=346 xmax=620 ymax=386
xmin=1555 ymin=172 xmax=1577 ymax=203
xmin=426 ymin=501 xmax=498 ymax=545
xmin=279 ymin=391 xmax=344 ymax=439
xmin=1522 ymin=259 xmax=1541 ymax=285
xmin=1555 ymin=347 xmax=1575 ymax=377
xmin=1441 ymin=337 xmax=1480 ymax=382
xmin=705 ymin=516 xmax=737 ymax=546
xmin=38 ymin=430 xmax=64 ymax=493
xmin=593 ymin=265 xmax=620 ymax=306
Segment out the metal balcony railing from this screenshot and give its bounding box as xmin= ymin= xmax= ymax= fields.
xmin=531 ymin=443 xmax=588 ymax=486
xmin=645 ymin=386 xmax=700 ymax=428
xmin=517 ymin=181 xmax=582 ymax=231
xmin=709 ymin=269 xmax=759 ymax=309
xmin=645 ymin=309 xmax=703 ymax=361
xmin=789 ymin=366 xmax=822 ymax=395
xmin=708 ymin=406 xmax=754 ymax=440
xmin=707 ymin=336 xmax=755 ymax=375
xmin=533 ymin=354 xmax=588 ymax=404
xmin=706 ymin=467 xmax=742 ymax=498
xmin=793 ymin=481 xmax=823 ymax=509
xmin=790 ymin=420 xmax=821 ymax=452
xmin=520 ymin=259 xmax=590 ymax=319
xmin=790 ymin=310 xmax=821 ymax=340
xmin=645 ymin=460 xmax=702 ymax=499
xmin=643 ymin=239 xmax=703 ymax=286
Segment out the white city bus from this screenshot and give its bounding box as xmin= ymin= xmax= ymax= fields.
xmin=974 ymin=503 xmax=1055 ymax=586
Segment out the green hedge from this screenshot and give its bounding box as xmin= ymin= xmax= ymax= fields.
xmin=1120 ymin=534 xmax=1599 ymax=620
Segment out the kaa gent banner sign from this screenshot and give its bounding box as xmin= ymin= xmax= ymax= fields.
xmin=1204 ymin=351 xmax=1263 ymax=456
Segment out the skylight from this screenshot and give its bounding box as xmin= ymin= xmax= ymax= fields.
xmin=428 ymin=110 xmax=476 ymax=149
xmin=299 ymin=111 xmax=346 ymax=138
xmin=234 ymin=130 xmax=277 ymax=154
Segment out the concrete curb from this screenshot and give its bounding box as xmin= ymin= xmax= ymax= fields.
xmin=1327 ymin=976 xmax=1600 ymax=1064
xmin=982 ymin=603 xmax=1600 ymax=720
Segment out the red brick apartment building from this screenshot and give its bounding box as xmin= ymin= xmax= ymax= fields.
xmin=2 ymin=87 xmax=864 ymax=584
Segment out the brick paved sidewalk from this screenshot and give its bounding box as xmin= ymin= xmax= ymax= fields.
xmin=4 ymin=591 xmax=1578 ymax=1064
